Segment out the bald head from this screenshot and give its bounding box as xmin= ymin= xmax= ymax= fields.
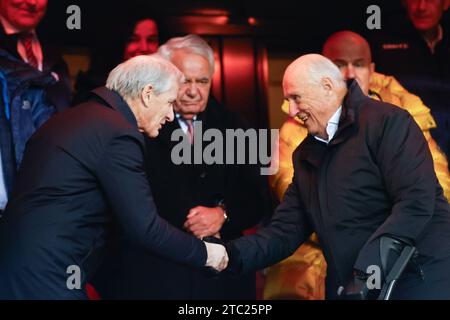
xmin=283 ymin=54 xmax=345 ymax=91
xmin=323 ymin=31 xmax=372 ymax=63
xmin=322 ymin=31 xmax=374 ymax=95
xmin=283 ymin=54 xmax=347 ymax=140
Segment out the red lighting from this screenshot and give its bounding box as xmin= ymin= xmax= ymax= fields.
xmin=248 ymin=17 xmax=257 ymax=26
xmin=213 ymin=15 xmax=229 ymax=25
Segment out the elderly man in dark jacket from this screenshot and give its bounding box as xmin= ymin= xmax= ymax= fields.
xmin=227 ymin=54 xmax=450 ymax=300
xmin=0 ymin=55 xmax=228 ymax=299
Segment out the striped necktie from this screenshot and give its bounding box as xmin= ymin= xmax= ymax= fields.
xmin=183 ymin=119 xmax=194 ymax=144
xmin=19 ymin=32 xmax=38 ymax=69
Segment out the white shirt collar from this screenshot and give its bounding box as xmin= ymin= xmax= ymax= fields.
xmin=314 ymin=106 xmax=342 ymax=144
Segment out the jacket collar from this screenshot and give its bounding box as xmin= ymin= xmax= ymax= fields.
xmin=329 ymin=79 xmax=365 ymax=146
xmin=90 ymin=87 xmax=138 ymax=128
xmin=298 ymin=80 xmax=366 ymax=166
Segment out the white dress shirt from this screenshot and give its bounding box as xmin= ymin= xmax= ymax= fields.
xmin=314 ymin=106 xmax=342 ymax=144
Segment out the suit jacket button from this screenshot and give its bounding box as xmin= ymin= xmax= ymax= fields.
xmin=200 ymin=172 xmax=206 ymax=178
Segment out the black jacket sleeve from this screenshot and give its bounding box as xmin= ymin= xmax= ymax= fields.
xmin=96 ymin=133 xmax=207 ymax=268
xmin=228 ymin=174 xmax=312 ymax=274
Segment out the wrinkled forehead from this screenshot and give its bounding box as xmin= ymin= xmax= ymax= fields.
xmin=171 ymin=49 xmax=212 ymax=77
xmin=282 ymin=71 xmax=306 ymax=96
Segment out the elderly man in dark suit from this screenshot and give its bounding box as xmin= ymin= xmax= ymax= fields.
xmin=96 ymin=35 xmax=271 ymax=299
xmin=0 ymin=55 xmax=228 ymax=299
xmin=226 ymin=54 xmax=450 ymax=300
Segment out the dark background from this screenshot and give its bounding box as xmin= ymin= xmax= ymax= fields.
xmin=39 ymin=0 xmax=411 ymax=53
xmin=35 ymin=0 xmax=450 ymax=129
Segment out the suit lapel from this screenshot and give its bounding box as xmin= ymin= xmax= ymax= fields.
xmin=0 ymin=25 xmax=21 ymax=59
xmin=40 ymin=43 xmax=60 ymax=74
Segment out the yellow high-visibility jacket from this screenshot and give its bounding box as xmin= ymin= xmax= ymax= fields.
xmin=264 ymin=72 xmax=450 ymax=300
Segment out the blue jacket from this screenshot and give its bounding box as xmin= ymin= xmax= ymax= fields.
xmin=0 ymin=48 xmax=57 ymax=194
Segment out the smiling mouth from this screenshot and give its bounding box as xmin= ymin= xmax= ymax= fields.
xmin=18 ymin=8 xmax=37 ymax=15
xmin=298 ymin=113 xmax=309 ymax=122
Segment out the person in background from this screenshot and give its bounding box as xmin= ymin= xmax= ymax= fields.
xmin=73 ymin=15 xmax=159 ymax=104
xmin=0 ymin=0 xmax=70 ymax=214
xmin=372 ymin=0 xmax=450 ymax=166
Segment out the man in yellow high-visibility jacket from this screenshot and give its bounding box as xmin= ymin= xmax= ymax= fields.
xmin=264 ymin=30 xmax=450 ymax=300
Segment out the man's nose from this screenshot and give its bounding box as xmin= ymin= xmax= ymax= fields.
xmin=288 ymin=101 xmax=299 ymax=118
xmin=25 ymin=0 xmax=37 ymax=6
xmin=186 ymin=83 xmax=198 ymax=97
xmin=344 ymin=65 xmax=356 ymax=80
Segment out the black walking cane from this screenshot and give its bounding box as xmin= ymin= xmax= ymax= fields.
xmin=339 ymin=236 xmax=417 ymax=300
xmin=377 ymin=244 xmax=416 ymax=300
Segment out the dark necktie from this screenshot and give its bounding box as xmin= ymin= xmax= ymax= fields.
xmin=19 ymin=32 xmax=38 ymax=69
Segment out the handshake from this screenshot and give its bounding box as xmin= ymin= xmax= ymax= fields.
xmin=203 ymin=236 xmax=230 ymax=273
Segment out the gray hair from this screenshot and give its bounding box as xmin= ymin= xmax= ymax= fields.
xmin=157 ymin=34 xmax=215 ymax=75
xmin=106 ymin=54 xmax=183 ymax=101
xmin=303 ymin=54 xmax=346 ymax=89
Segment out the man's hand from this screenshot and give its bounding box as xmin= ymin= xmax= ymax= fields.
xmin=184 ymin=206 xmax=226 ymax=239
xmin=204 ymin=241 xmax=229 ymax=272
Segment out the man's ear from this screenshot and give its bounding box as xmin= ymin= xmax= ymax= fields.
xmin=141 ymin=84 xmax=153 ymax=107
xmin=321 ymin=77 xmax=333 ymax=95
